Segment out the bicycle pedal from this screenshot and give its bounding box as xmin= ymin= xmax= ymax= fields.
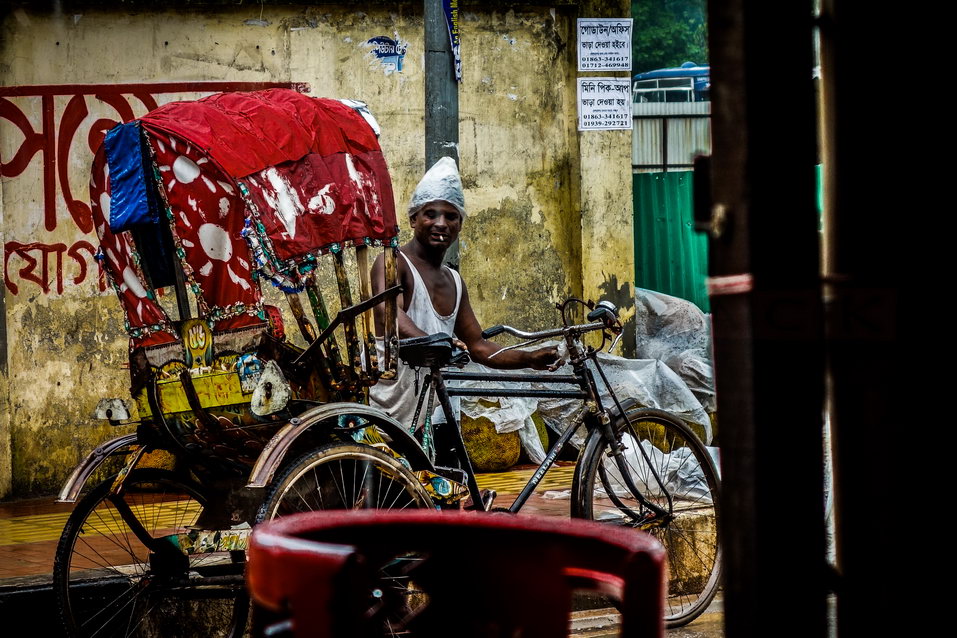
xmin=481 ymin=488 xmax=497 ymax=511
xmin=462 ymin=488 xmax=497 ymax=511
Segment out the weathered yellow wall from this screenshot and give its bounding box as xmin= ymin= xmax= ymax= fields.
xmin=0 ymin=172 xmax=9 ymax=498
xmin=458 ymin=7 xmax=584 ymax=331
xmin=0 ymin=1 xmax=631 ymax=498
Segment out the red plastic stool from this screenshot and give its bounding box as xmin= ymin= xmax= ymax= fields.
xmin=247 ymin=510 xmax=665 ymax=638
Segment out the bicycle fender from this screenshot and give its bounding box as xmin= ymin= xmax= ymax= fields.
xmin=56 ymin=433 xmax=141 ymax=503
xmin=247 ymin=402 xmax=434 ymax=488
xmin=570 ymin=428 xmax=603 ymax=516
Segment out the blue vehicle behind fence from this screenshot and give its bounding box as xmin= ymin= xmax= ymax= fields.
xmin=632 ymin=62 xmax=710 ymax=103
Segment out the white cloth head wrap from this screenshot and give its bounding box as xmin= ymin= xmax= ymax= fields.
xmin=408 ymin=156 xmax=466 ymax=218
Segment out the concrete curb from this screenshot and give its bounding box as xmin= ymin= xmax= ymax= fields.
xmin=0 ymin=575 xmax=57 ymax=632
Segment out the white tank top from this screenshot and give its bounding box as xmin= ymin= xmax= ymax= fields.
xmin=369 ymin=252 xmax=462 ymax=428
xmin=400 ymin=252 xmax=461 ymax=335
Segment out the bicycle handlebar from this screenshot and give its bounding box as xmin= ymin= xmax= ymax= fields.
xmin=482 ymin=299 xmax=621 ymax=361
xmin=483 ymin=321 xmax=606 ymax=342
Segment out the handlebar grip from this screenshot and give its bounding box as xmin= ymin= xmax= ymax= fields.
xmin=482 ymin=325 xmax=506 ymax=339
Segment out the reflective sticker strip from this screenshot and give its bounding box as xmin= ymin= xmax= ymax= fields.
xmin=706 ymin=273 xmax=754 ymax=296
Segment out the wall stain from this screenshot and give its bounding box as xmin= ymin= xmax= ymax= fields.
xmin=464 ymin=197 xmax=570 ymax=332
xmin=172 ymin=50 xmax=265 ymax=73
xmin=9 ymin=299 xmax=128 ymax=496
xmin=598 ymin=273 xmax=636 ymax=357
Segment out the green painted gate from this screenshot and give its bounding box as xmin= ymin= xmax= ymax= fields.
xmin=633 ymin=171 xmax=710 ymax=312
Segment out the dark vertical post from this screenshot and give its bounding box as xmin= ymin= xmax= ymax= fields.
xmin=661 ymin=118 xmax=668 ymax=172
xmin=164 ymin=221 xmax=192 ymax=321
xmin=706 ymin=1 xmax=827 ymax=637
xmin=424 ymin=0 xmax=460 ymax=267
xmin=819 ymin=2 xmax=905 ymax=636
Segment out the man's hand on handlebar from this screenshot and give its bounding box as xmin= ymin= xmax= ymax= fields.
xmin=527 ymin=345 xmax=561 ymax=371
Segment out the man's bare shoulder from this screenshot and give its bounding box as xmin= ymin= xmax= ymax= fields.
xmin=371 ymin=248 xmax=413 ymax=291
xmin=456 ymin=276 xmax=475 ymax=311
xmin=392 ymin=247 xmax=415 ymax=290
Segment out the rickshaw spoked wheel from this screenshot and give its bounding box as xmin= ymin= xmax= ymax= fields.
xmin=53 ymin=469 xmax=248 ymax=638
xmin=256 ymin=442 xmax=434 ymax=520
xmin=255 ymin=443 xmax=435 ymax=635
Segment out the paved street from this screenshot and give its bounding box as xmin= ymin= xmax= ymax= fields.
xmin=0 ymin=462 xmax=603 ymax=634
xmin=568 ymin=597 xmax=723 ymax=637
xmin=0 ymin=462 xmax=725 ymax=636
xmin=0 ymin=463 xmax=578 ymax=581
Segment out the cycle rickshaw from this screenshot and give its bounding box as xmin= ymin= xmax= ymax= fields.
xmin=52 ymin=88 xmax=720 ymax=637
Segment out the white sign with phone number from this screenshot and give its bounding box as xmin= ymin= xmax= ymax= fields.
xmin=578 ymin=18 xmax=633 ymax=71
xmin=577 ymin=78 xmax=633 ymax=131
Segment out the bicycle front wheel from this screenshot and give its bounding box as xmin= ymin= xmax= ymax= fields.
xmin=573 ymin=409 xmax=721 ymax=628
xmin=53 ymin=469 xmax=247 ymax=638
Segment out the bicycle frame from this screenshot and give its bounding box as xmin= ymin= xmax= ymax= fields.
xmin=416 ymin=323 xmax=673 ymax=519
xmin=435 ymin=366 xmax=591 ymax=513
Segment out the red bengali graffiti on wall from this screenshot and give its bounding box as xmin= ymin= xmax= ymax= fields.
xmin=0 ymin=82 xmax=305 ymax=297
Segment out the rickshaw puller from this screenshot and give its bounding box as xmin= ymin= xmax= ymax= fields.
xmin=370 ymin=157 xmax=559 ymax=462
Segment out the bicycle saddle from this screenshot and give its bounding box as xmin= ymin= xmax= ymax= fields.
xmin=398 ymin=333 xmax=470 ymax=369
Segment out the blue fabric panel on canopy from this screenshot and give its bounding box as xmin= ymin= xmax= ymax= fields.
xmin=104 ymin=121 xmax=158 ymax=233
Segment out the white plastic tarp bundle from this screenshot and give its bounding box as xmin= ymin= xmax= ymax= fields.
xmin=545 ymin=432 xmax=719 ymax=503
xmin=633 ymin=287 xmax=716 ymax=414
xmin=447 ymin=347 xmax=712 ymax=464
xmin=599 ymin=432 xmax=717 ymax=505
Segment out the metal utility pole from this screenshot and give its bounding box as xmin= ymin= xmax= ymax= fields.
xmin=704 ymin=1 xmax=827 ymax=637
xmin=424 ymin=0 xmax=460 ymax=267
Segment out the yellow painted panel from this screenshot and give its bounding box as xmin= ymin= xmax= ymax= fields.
xmin=136 ymin=371 xmax=250 ymax=417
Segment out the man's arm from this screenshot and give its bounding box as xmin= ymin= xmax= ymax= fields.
xmin=370 ymin=251 xmax=428 ymax=339
xmin=454 ymin=282 xmax=559 ymax=370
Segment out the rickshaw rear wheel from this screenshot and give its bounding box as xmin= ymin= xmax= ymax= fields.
xmin=255 ymin=443 xmax=434 ymax=636
xmin=53 ymin=469 xmax=248 ymax=638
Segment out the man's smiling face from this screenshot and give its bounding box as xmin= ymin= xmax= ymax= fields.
xmin=410 ymin=200 xmax=462 ymax=250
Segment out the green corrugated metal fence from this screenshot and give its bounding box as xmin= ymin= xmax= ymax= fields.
xmin=633 ymin=172 xmax=710 ymax=312
xmin=633 ymin=167 xmax=823 ymax=313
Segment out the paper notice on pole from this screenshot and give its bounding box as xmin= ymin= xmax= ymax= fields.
xmin=577 ymin=78 xmax=633 ymax=131
xmin=578 ymin=18 xmax=633 ymax=71
xmin=444 ymin=0 xmax=462 ymax=81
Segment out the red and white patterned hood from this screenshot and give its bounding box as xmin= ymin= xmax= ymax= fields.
xmin=89 ymin=89 xmax=397 ymax=348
